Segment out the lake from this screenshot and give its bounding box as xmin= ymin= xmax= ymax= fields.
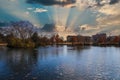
xmin=0 ymin=45 xmax=120 ymax=80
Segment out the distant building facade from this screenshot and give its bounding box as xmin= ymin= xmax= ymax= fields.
xmin=92 ymin=33 xmax=107 ymax=44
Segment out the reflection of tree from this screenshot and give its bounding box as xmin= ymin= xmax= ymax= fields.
xmin=0 ymin=47 xmax=8 ymax=60
xmin=4 ymin=49 xmax=38 ymax=78
xmin=68 ymin=45 xmax=91 ymax=54
xmin=38 ymin=46 xmax=63 ymax=60
xmin=75 ymin=46 xmax=90 ymax=51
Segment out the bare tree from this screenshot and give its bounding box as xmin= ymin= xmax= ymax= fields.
xmin=1 ymin=21 xmax=36 ymax=39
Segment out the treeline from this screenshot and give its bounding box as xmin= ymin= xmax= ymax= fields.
xmin=0 ymin=21 xmax=63 ymax=48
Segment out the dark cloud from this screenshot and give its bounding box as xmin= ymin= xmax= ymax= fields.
xmin=26 ymin=0 xmax=76 ymax=6
xmin=109 ymin=0 xmax=120 ymax=4
xmin=41 ymin=24 xmax=55 ymax=32
xmin=95 ymin=0 xmax=119 ymax=6
xmin=95 ymin=0 xmax=101 ymax=5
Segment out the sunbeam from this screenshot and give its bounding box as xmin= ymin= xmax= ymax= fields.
xmin=66 ymin=8 xmax=82 ymax=29
xmin=53 ymin=6 xmax=59 ymax=25
xmin=52 ymin=6 xmax=71 ymax=30
xmin=44 ymin=6 xmax=53 ymax=24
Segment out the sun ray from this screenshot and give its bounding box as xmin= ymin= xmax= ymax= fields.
xmin=65 ymin=8 xmax=80 ymax=29
xmin=54 ymin=6 xmax=59 ymax=25
xmin=44 ymin=6 xmax=53 ymax=24
xmin=51 ymin=6 xmax=72 ymax=30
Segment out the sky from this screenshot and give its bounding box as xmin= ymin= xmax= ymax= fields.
xmin=0 ymin=0 xmax=120 ymax=37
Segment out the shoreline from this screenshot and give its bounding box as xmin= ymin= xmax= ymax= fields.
xmin=0 ymin=42 xmax=120 ymax=48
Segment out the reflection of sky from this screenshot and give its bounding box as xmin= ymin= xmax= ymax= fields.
xmin=36 ymin=46 xmax=120 ymax=80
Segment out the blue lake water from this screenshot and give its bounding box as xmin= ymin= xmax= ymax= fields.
xmin=0 ymin=45 xmax=120 ymax=80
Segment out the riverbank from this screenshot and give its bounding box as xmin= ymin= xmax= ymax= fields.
xmin=0 ymin=42 xmax=120 ymax=48
xmin=55 ymin=42 xmax=120 ymax=46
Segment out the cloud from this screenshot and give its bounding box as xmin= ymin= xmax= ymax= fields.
xmin=54 ymin=25 xmax=65 ymax=32
xmin=98 ymin=4 xmax=120 ymax=15
xmin=33 ymin=8 xmax=48 ymax=13
xmin=109 ymin=0 xmax=120 ymax=4
xmin=110 ymin=29 xmax=120 ymax=35
xmin=26 ymin=0 xmax=120 ymax=9
xmin=79 ymin=24 xmax=99 ymax=31
xmin=72 ymin=24 xmax=101 ymax=36
xmin=83 ymin=1 xmax=120 ymax=35
xmin=26 ymin=0 xmax=76 ymax=6
xmin=97 ymin=15 xmax=120 ymax=27
xmin=25 ymin=11 xmax=30 ymax=15
xmin=27 ymin=7 xmax=34 ymax=10
xmin=76 ymin=0 xmax=120 ymax=10
xmin=94 ymin=0 xmax=120 ymax=5
xmin=26 ymin=0 xmax=96 ymax=9
xmin=27 ymin=7 xmax=48 ymax=13
xmin=97 ymin=2 xmax=120 ymax=27
xmin=76 ymin=0 xmax=92 ymax=10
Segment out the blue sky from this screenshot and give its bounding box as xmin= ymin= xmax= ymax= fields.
xmin=0 ymin=0 xmax=120 ymax=36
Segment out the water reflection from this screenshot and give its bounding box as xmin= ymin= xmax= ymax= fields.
xmin=0 ymin=46 xmax=120 ymax=80
xmin=0 ymin=47 xmax=38 ymax=79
